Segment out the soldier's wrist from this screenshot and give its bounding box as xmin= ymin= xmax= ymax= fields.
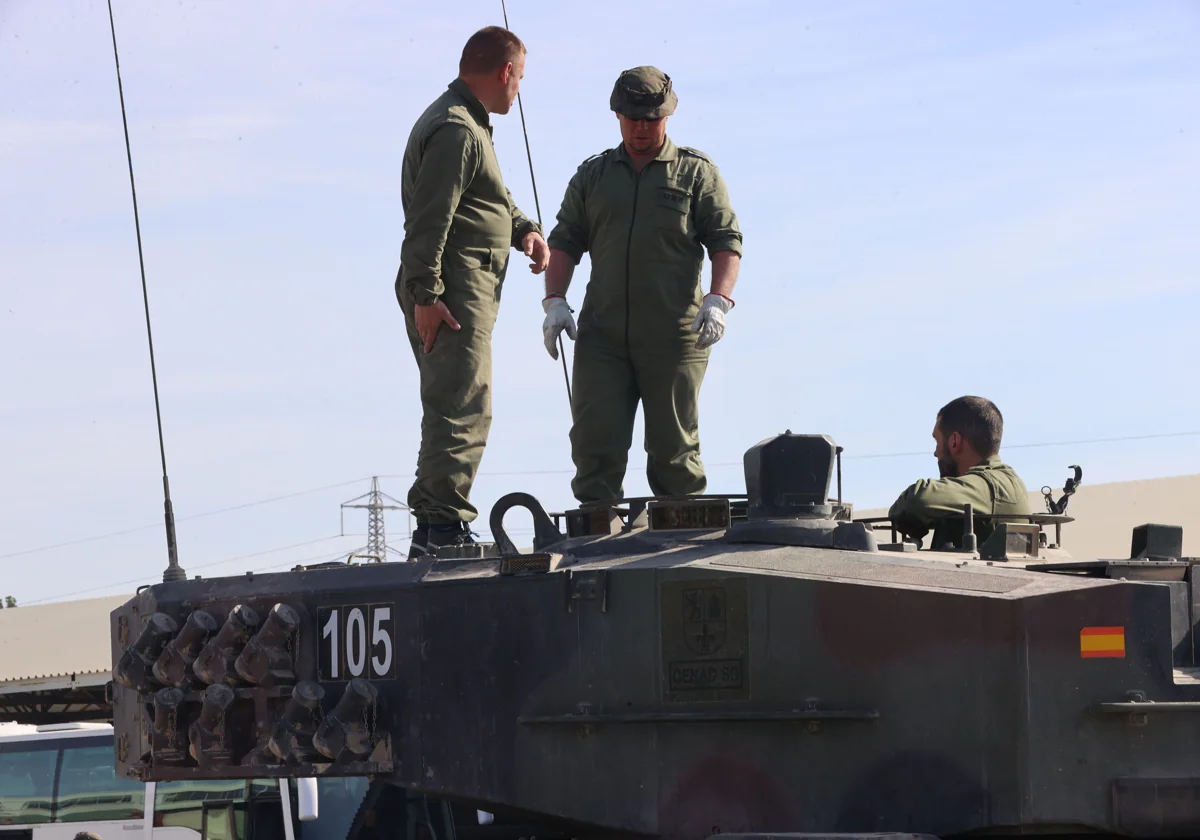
xmin=542 ymin=293 xmax=570 ymax=314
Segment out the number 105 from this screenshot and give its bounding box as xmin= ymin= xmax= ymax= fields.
xmin=317 ymin=604 xmax=396 ymax=681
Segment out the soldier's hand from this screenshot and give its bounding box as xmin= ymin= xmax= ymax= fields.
xmin=542 ymin=295 xmax=577 ymax=360
xmin=414 ymin=300 xmax=461 ymax=353
xmin=523 ymin=232 xmax=550 ymax=274
xmin=691 ymin=293 xmax=734 ymax=349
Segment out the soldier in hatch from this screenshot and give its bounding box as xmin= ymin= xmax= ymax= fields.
xmin=395 ymin=26 xmax=550 ymax=557
xmin=541 ymin=66 xmax=743 ymax=504
xmin=889 ymin=395 xmax=1031 ymax=549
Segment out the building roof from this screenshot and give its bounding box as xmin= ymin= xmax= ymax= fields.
xmin=0 ymin=593 xmax=129 ymax=694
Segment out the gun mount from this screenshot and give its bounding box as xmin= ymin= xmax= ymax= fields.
xmin=110 ymin=432 xmax=1200 ymax=840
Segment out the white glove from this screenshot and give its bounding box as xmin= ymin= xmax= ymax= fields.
xmin=542 ymin=295 xmax=577 ymax=360
xmin=691 ymin=293 xmax=734 ymax=349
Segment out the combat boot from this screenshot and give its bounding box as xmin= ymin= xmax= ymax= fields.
xmin=407 ymin=522 xmax=476 ymax=560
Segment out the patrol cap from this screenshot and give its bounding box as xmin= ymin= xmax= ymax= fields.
xmin=609 ymin=66 xmax=677 ymax=120
xmin=75 ymin=833 xmax=103 ymax=840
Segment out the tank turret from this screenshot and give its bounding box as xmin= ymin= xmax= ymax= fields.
xmin=108 ymin=430 xmax=1200 ymax=840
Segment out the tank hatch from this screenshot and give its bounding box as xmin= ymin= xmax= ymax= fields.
xmin=725 ymin=432 xmax=876 ymax=551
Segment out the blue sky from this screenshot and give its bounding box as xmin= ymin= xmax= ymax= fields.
xmin=1 ymin=0 xmax=1197 ymax=605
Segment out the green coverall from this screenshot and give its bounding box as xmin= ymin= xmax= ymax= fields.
xmin=395 ymin=78 xmax=540 ymax=524
xmin=547 ymin=137 xmax=742 ymax=503
xmin=888 ymin=456 xmax=1032 ymax=548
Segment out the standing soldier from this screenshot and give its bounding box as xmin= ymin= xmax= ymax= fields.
xmin=396 ymin=26 xmax=550 ymax=557
xmin=542 ymin=67 xmax=742 ymax=504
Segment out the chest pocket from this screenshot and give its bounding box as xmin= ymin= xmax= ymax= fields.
xmin=656 ymin=184 xmax=691 ymax=234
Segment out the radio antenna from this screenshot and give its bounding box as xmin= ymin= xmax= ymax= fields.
xmin=499 ymin=0 xmax=573 ymax=408
xmin=106 ymin=0 xmax=185 ymax=584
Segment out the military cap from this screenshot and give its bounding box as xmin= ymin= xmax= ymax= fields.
xmin=75 ymin=833 xmax=103 ymax=840
xmin=610 ymin=66 xmax=677 ymax=120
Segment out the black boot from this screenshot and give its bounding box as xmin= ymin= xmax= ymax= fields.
xmin=408 ymin=522 xmax=475 ymax=559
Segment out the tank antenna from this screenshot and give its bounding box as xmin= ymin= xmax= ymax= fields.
xmin=106 ymin=0 xmax=185 ymax=584
xmin=500 ymin=0 xmax=573 ymax=409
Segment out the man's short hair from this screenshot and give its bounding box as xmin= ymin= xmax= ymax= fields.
xmin=459 ymin=26 xmax=525 ymax=76
xmin=936 ymin=395 xmax=1004 ymax=457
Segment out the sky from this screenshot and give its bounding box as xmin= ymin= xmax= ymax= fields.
xmin=1 ymin=0 xmax=1198 ymax=606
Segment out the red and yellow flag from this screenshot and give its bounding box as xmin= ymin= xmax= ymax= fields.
xmin=1080 ymin=626 xmax=1125 ymax=658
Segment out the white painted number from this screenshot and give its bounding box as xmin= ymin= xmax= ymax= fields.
xmin=372 ymin=607 xmax=393 ymax=675
xmin=346 ymin=608 xmax=366 ymax=677
xmin=320 ymin=604 xmax=395 ymax=681
xmin=321 ymin=610 xmax=339 ymax=679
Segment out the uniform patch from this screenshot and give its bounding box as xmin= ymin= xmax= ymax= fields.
xmin=1080 ymin=626 xmax=1125 ymax=658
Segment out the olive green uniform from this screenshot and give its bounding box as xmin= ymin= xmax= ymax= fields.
xmin=395 ymin=78 xmax=540 ymax=524
xmin=547 ymin=136 xmax=742 ymax=502
xmin=888 ymin=456 xmax=1031 ymax=549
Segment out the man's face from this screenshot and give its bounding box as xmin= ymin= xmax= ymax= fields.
xmin=932 ymin=421 xmax=960 ymax=478
xmin=495 ymin=52 xmax=525 ymax=114
xmin=618 ymin=113 xmax=668 ymax=155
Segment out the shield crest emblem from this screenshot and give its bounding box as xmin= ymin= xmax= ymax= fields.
xmin=682 ymin=587 xmax=727 ymax=655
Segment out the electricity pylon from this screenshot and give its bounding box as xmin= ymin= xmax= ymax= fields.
xmin=340 ymin=477 xmax=410 ymax=563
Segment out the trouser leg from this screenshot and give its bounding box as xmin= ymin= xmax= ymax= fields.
xmin=569 ymin=340 xmax=639 ymax=503
xmin=398 ymin=279 xmax=496 ymax=525
xmin=634 ymin=345 xmax=709 ymax=497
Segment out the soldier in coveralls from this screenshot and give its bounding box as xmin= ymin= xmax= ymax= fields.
xmin=889 ymin=395 xmax=1032 ymax=549
xmin=542 ymin=67 xmax=743 ymax=504
xmin=395 ymin=26 xmax=549 ymax=557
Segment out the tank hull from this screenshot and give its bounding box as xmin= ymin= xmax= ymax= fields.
xmin=110 ymin=533 xmax=1200 ymax=839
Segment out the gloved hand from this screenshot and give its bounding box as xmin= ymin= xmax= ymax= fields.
xmin=691 ymin=293 xmax=734 ymax=349
xmin=542 ymin=295 xmax=577 ymax=360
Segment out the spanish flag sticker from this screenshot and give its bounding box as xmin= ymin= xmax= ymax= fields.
xmin=1080 ymin=626 xmax=1126 ymax=658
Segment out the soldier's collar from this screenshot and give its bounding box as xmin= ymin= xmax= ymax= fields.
xmin=971 ymin=455 xmax=1004 ymax=471
xmin=448 ymin=78 xmax=492 ymax=130
xmin=613 ymin=135 xmax=678 ymax=165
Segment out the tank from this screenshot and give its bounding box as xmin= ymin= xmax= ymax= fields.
xmin=108 ymin=431 xmax=1200 ymax=840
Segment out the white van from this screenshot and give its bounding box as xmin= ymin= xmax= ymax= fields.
xmin=0 ymin=721 xmax=367 ymax=840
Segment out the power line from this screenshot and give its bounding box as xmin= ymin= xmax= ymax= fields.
xmin=22 ymin=535 xmax=363 ymax=606
xmin=838 ymin=430 xmax=1200 ymax=461
xmin=16 ymin=428 xmax=1197 ymax=600
xmin=5 ymin=431 xmax=1197 ymax=565
xmin=0 ymin=477 xmax=371 ymax=561
xmin=383 ymin=431 xmax=1200 ymax=478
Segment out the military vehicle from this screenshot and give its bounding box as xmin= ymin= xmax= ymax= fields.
xmin=108 ymin=432 xmax=1198 ymax=840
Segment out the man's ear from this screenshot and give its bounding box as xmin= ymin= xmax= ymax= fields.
xmin=498 ymin=61 xmax=513 ymax=85
xmin=947 ymin=430 xmax=963 ymax=454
